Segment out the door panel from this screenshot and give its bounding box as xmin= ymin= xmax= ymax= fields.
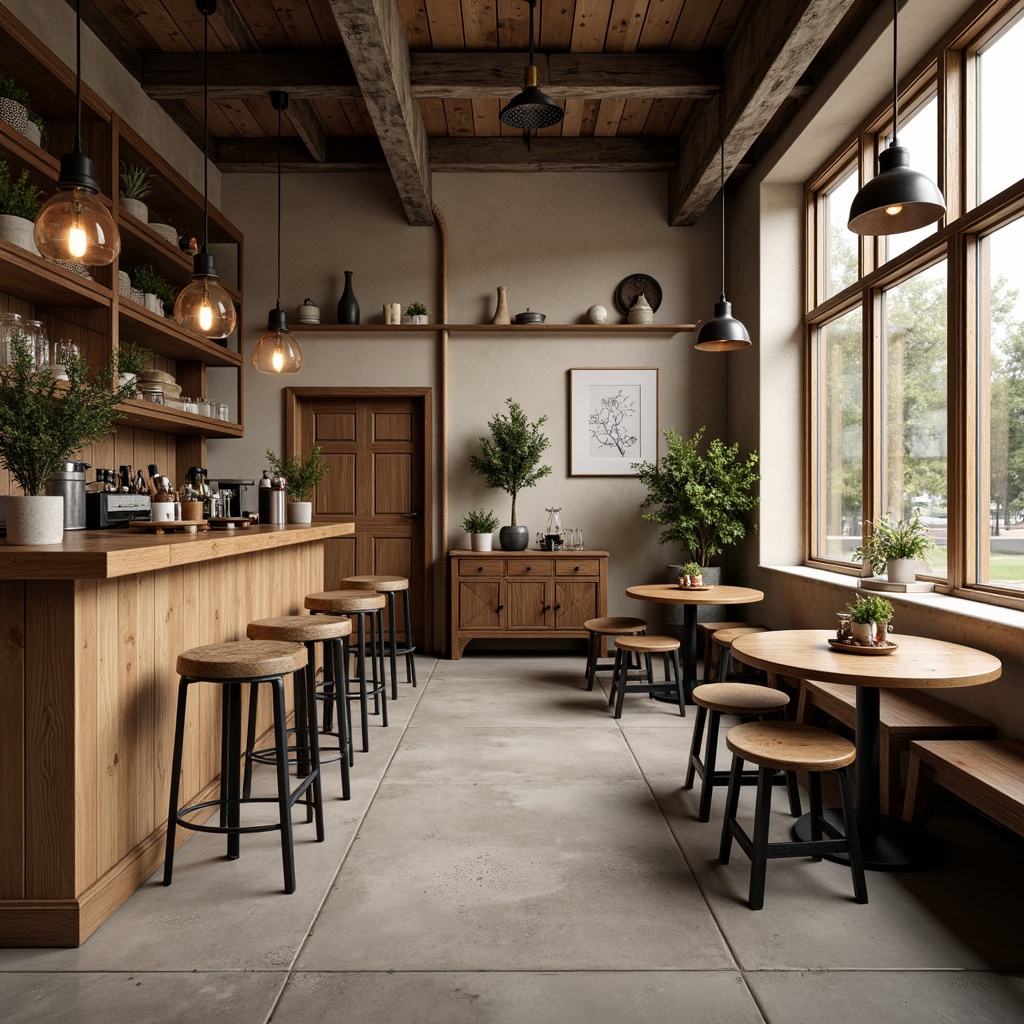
xmin=374 ymin=413 xmax=412 ymax=440
xmin=374 ymin=453 xmax=412 ymax=513
xmin=507 ymin=581 xmax=550 ymax=629
xmin=459 ymin=581 xmax=500 ymax=630
xmin=318 ymin=453 xmax=356 ymax=515
xmin=554 ymin=581 xmax=598 ymax=630
xmin=316 ymin=413 xmax=356 ymax=441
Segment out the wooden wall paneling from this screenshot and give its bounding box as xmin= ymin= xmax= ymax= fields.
xmin=94 ymin=576 xmax=121 ymax=874
xmin=181 ymin=562 xmax=205 ymax=810
xmin=153 ymin=567 xmax=182 ymax=834
xmin=74 ymin=581 xmax=99 ymax=896
xmin=25 ymin=580 xmax=77 ymax=900
xmin=0 ymin=582 xmax=26 ymax=899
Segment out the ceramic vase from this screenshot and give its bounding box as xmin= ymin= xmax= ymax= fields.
xmin=850 ymin=621 xmax=873 ymax=644
xmin=628 ymin=293 xmax=654 ymax=325
xmin=491 ymin=286 xmax=511 ymax=325
xmin=287 ymin=501 xmax=312 ymax=524
xmin=499 ymin=525 xmax=529 ymax=551
xmin=119 ymin=197 xmax=148 ymax=223
xmin=470 ymin=532 xmax=493 ymax=552
xmin=886 ymin=558 xmax=917 ymax=584
xmin=5 ymin=495 xmax=64 ymax=546
xmin=337 ymin=270 xmax=360 ymax=324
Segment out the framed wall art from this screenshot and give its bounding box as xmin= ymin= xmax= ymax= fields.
xmin=569 ymin=367 xmax=659 ymax=476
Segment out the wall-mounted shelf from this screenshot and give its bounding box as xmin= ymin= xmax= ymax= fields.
xmin=290 ymin=322 xmax=696 ymax=334
xmin=115 ymin=400 xmax=244 ymax=438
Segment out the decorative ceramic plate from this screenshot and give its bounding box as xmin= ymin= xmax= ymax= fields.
xmin=615 ymin=274 xmax=662 ymax=315
xmin=828 ymin=638 xmax=899 ymax=655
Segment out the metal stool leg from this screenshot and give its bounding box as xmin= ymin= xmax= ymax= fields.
xmin=684 ymin=704 xmax=708 ymax=790
xmin=748 ymin=766 xmax=774 ymax=910
xmin=837 ymin=767 xmax=869 ymax=904
xmin=698 ymin=710 xmax=722 ymax=823
xmin=385 ymin=591 xmax=399 ymax=700
xmin=402 ymin=588 xmax=417 ymax=687
xmin=719 ymin=753 xmax=745 ymax=864
xmin=269 ymin=676 xmax=296 ymax=894
xmin=224 ymin=682 xmax=242 ymax=861
xmin=163 ymin=676 xmax=190 ymax=886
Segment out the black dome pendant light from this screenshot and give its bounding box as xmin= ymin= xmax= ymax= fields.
xmin=499 ymin=0 xmax=563 ymax=138
xmin=695 ymin=112 xmax=751 ymax=352
xmin=848 ymin=0 xmax=945 ymax=235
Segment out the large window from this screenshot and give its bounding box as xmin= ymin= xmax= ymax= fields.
xmin=806 ymin=0 xmax=1024 ymax=608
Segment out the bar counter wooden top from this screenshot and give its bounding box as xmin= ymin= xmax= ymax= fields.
xmin=0 ymin=521 xmax=353 ymax=579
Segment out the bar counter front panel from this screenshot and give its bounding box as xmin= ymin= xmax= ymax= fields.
xmin=0 ymin=523 xmax=353 ymax=947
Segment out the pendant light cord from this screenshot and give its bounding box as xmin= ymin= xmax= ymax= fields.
xmin=74 ymin=0 xmax=82 ymax=149
xmin=719 ymin=101 xmax=726 ymax=301
xmin=276 ymin=102 xmax=282 ymax=311
xmin=528 ymin=0 xmax=536 ymax=67
xmin=891 ymin=0 xmax=899 ymax=145
xmin=202 ymin=6 xmax=210 ymax=254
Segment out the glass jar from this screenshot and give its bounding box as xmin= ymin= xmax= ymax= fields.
xmin=544 ymin=507 xmax=562 ymax=550
xmin=0 ymin=311 xmax=23 ymax=366
xmin=836 ymin=612 xmax=852 ymax=639
xmin=217 ymin=402 xmax=229 ymax=421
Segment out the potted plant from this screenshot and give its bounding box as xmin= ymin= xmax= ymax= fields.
xmin=468 ymin=397 xmax=552 ymax=550
xmin=131 ymin=264 xmax=174 ymax=316
xmin=0 ymin=159 xmax=43 ymax=254
xmin=461 ymin=508 xmax=500 ymax=551
xmin=119 ymin=162 xmax=153 ymax=223
xmin=633 ymin=426 xmax=761 ymax=582
xmin=403 ymin=301 xmax=428 ymax=325
xmin=679 ymin=561 xmax=703 ymax=587
xmin=0 ymin=71 xmax=30 ymax=135
xmin=847 ymin=594 xmax=894 ymax=644
xmin=852 ymin=512 xmax=935 ymax=583
xmin=0 ymin=333 xmax=147 ymax=544
xmin=25 ymin=111 xmax=46 ymax=150
xmin=265 ymin=444 xmax=329 ymax=524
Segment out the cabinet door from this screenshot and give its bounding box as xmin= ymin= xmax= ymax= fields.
xmin=506 ymin=580 xmax=551 ymax=629
xmin=458 ymin=581 xmax=501 ymax=630
xmin=554 ymin=581 xmax=598 ymax=630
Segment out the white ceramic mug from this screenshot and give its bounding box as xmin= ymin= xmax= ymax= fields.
xmin=152 ymin=500 xmax=175 ymax=522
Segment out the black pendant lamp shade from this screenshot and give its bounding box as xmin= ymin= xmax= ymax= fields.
xmin=848 ymin=0 xmax=945 ymax=235
xmin=499 ymin=1 xmax=563 ymax=130
xmin=33 ymin=0 xmax=120 ymax=266
xmin=251 ymin=91 xmax=301 ymax=375
xmin=174 ymin=0 xmax=237 ymax=340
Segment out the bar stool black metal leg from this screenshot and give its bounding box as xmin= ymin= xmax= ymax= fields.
xmin=402 ymin=588 xmax=417 ymax=687
xmin=375 ymin=609 xmax=389 ymax=729
xmin=684 ymin=704 xmax=708 ymax=790
xmin=719 ymin=753 xmax=745 ymax=864
xmin=163 ymin=676 xmax=190 ymax=886
xmin=354 ymin=614 xmax=370 ymax=752
xmin=301 ymin=661 xmax=325 ymax=842
xmin=748 ymin=766 xmax=774 ymax=910
xmin=608 ymin=648 xmax=622 ymax=706
xmin=242 ymin=681 xmax=258 ymax=799
xmin=837 ymin=767 xmax=868 ymax=904
xmin=269 ymin=676 xmax=296 ymax=893
xmin=809 ymin=771 xmax=824 ymax=849
xmin=671 ymin=650 xmax=685 ymax=717
xmin=321 ymin=635 xmax=335 ymax=733
xmin=225 ymin=682 xmax=243 ymax=861
xmin=585 ymin=631 xmax=598 ymax=689
xmin=698 ymin=710 xmax=722 ymax=823
xmin=332 ymin=637 xmax=352 ymax=796
xmin=385 ymin=591 xmax=399 ymax=700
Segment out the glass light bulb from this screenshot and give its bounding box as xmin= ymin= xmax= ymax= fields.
xmin=885 ymin=204 xmax=904 ymax=216
xmin=199 ymin=300 xmax=214 ymax=332
xmin=68 ymin=223 xmax=88 ymax=258
xmin=174 ymin=265 xmax=237 ymax=340
xmin=251 ymin=324 xmax=301 ymax=374
xmin=272 ymin=348 xmax=284 ymax=372
xmin=34 ymin=186 xmax=120 ymax=266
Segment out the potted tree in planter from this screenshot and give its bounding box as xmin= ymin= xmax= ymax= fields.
xmin=265 ymin=444 xmax=329 ymax=523
xmin=461 ymin=508 xmax=500 ymax=551
xmin=119 ymin=162 xmax=153 ymax=223
xmin=468 ymin=397 xmax=552 ymax=550
xmin=847 ymin=594 xmax=894 ymax=645
xmin=0 ymin=333 xmax=147 ymax=544
xmin=0 ymin=159 xmax=43 ymax=254
xmin=852 ymin=512 xmax=935 ymax=584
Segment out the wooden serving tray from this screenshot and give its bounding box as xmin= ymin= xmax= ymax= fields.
xmin=208 ymin=517 xmax=252 ymax=529
xmin=828 ymin=637 xmax=899 ymax=656
xmin=128 ymin=520 xmax=209 ymax=534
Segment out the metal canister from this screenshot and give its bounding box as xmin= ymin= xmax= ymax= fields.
xmin=45 ymin=460 xmax=90 ymax=530
xmin=258 ymin=477 xmax=286 ymax=524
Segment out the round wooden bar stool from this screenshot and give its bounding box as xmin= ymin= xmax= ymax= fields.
xmin=582 ymin=616 xmax=647 ymax=690
xmin=609 ymin=635 xmax=684 ymax=718
xmin=697 ymin=621 xmax=748 ymax=679
xmin=245 ymin=615 xmax=353 ymax=801
xmin=164 ymin=640 xmax=323 ymax=895
xmin=341 ymin=575 xmax=417 ymax=698
xmin=305 ymin=590 xmax=388 ymax=754
xmin=707 ymin=626 xmax=768 ymax=683
xmin=684 ymin=683 xmax=799 ymax=823
xmin=719 ymin=720 xmax=868 ymax=911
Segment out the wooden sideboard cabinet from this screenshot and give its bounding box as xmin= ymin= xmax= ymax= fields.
xmin=449 ymin=549 xmax=608 ymax=659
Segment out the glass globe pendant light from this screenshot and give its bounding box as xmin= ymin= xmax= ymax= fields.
xmin=174 ymin=0 xmax=237 ymax=341
xmin=251 ymin=91 xmax=301 ymax=375
xmin=848 ymin=0 xmax=945 ymax=235
xmin=33 ymin=0 xmax=120 ymax=266
xmin=499 ymin=0 xmax=563 ymax=137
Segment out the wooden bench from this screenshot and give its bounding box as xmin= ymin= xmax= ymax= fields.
xmin=796 ymin=679 xmax=997 ymax=814
xmin=903 ymin=739 xmax=1024 ymax=838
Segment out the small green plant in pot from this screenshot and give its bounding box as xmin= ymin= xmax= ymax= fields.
xmin=468 ymin=397 xmax=552 ymax=550
xmin=846 ymin=595 xmax=894 ymax=644
xmin=265 ymin=444 xmax=329 ymax=523
xmin=853 ymin=512 xmax=935 ymax=583
xmin=679 ymin=561 xmax=703 ymax=586
xmin=119 ymin=162 xmax=153 ymax=223
xmin=462 ymin=508 xmax=500 ymax=551
xmin=0 ymin=160 xmax=44 ymax=254
xmin=130 ymin=265 xmax=175 ymax=315
xmin=404 ymin=301 xmax=428 ymax=324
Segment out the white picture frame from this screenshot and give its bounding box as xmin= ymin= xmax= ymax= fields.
xmin=569 ymin=367 xmax=659 ymax=476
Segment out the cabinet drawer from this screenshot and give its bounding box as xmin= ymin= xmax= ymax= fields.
xmin=506 ymin=559 xmax=553 ymax=577
xmin=458 ymin=558 xmax=505 ymax=577
xmin=555 ymin=558 xmax=601 ymax=577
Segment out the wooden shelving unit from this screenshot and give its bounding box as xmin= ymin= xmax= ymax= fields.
xmin=290 ymin=322 xmax=696 ymax=334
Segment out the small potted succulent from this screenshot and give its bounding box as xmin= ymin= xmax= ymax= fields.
xmin=853 ymin=512 xmax=935 ymax=583
xmin=403 ymin=301 xmax=428 ymax=325
xmin=130 ymin=264 xmax=174 ymax=316
xmin=119 ymin=162 xmax=153 ymax=223
xmin=461 ymin=508 xmax=500 ymax=551
xmin=678 ymin=561 xmax=703 ymax=587
xmin=265 ymin=444 xmax=329 ymax=523
xmin=847 ymin=594 xmax=894 ymax=644
xmin=0 ymin=159 xmax=43 ymax=254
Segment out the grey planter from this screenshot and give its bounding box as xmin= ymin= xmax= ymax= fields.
xmin=665 ymin=564 xmax=722 ymax=633
xmin=499 ymin=525 xmax=529 ymax=551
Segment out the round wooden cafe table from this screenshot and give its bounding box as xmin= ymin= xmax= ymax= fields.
xmin=731 ymin=629 xmax=1001 ymax=870
xmin=625 ymin=584 xmax=764 ymax=702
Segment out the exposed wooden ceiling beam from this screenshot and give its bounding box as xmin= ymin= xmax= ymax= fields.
xmin=215 ymin=137 xmax=387 ymax=171
xmin=668 ymin=0 xmax=859 ymax=226
xmin=329 ymin=0 xmax=432 ymax=226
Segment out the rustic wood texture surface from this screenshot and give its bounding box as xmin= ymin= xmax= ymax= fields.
xmin=247 ymin=614 xmax=353 ymax=641
xmin=626 ymin=584 xmax=764 ymax=606
xmin=304 ymin=591 xmax=387 ymax=613
xmin=614 ymin=634 xmax=680 ymax=653
xmin=726 ymin=720 xmax=857 ymax=772
xmin=583 ymin=616 xmax=647 ymax=635
xmin=692 ymin=683 xmax=790 ymax=715
xmin=341 ymin=574 xmax=410 ymax=591
xmin=175 ymin=640 xmax=309 ymax=679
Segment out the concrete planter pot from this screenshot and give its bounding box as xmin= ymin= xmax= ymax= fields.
xmin=665 ymin=564 xmax=721 ymax=633
xmin=885 ymin=558 xmax=918 ymax=584
xmin=0 ymin=214 xmax=40 ymax=256
xmin=5 ymin=494 xmax=64 ymax=545
xmin=499 ymin=525 xmax=529 ymax=551
xmin=470 ymin=532 xmax=493 ymax=551
xmin=119 ymin=197 xmax=148 ymax=223
xmin=287 ymin=501 xmax=312 ymax=524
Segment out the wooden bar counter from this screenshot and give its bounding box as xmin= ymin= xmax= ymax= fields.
xmin=0 ymin=522 xmax=353 ymax=947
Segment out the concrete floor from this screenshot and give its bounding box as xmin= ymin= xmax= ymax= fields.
xmin=2 ymin=653 xmax=1023 ymax=1023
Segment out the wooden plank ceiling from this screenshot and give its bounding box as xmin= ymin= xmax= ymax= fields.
xmin=71 ymin=0 xmax=880 ymax=225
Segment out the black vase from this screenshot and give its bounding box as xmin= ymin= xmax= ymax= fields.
xmin=337 ymin=270 xmax=360 ymax=324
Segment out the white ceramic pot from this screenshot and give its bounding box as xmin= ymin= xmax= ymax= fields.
xmin=850 ymin=621 xmax=874 ymax=644
xmin=144 ymin=292 xmax=162 ymax=315
xmin=287 ymin=501 xmax=312 ymax=524
xmin=5 ymin=494 xmax=64 ymax=545
xmin=0 ymin=214 xmax=41 ymax=256
xmin=119 ymin=197 xmax=148 ymax=223
xmin=886 ymin=558 xmax=917 ymax=584
xmin=470 ymin=532 xmax=493 ymax=551
xmin=23 ymin=120 xmax=41 ymax=147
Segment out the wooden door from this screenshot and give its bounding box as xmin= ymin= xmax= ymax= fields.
xmin=287 ymin=389 xmax=431 ymax=651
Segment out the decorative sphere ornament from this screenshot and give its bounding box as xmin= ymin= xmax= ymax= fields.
xmin=587 ymin=304 xmax=608 ymax=324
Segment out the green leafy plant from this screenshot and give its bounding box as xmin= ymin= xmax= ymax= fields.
xmin=0 ymin=335 xmax=148 ymax=496
xmin=405 ymin=301 xmax=427 ymax=317
xmin=265 ymin=444 xmax=329 ymax=502
xmin=469 ymin=398 xmax=552 ymax=526
xmin=0 ymin=71 xmax=30 ymax=106
xmin=119 ymin=162 xmax=153 ymax=201
xmin=27 ymin=110 xmax=47 ymax=150
xmin=680 ymin=561 xmax=701 ymax=578
xmin=847 ymin=594 xmax=894 ymax=625
xmin=462 ymin=508 xmax=500 ymax=533
xmin=852 ymin=513 xmax=935 ymax=575
xmin=632 ymin=426 xmax=761 ymax=567
xmin=130 ymin=264 xmax=175 ymax=302
xmin=0 ymin=160 xmax=43 ymax=219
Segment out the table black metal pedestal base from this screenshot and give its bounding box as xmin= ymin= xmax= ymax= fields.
xmin=652 ymin=603 xmax=697 ymax=705
xmin=793 ymin=809 xmax=946 ymax=870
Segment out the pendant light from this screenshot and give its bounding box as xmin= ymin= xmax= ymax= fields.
xmin=251 ymin=91 xmax=301 ymax=375
xmin=695 ymin=120 xmax=751 ymax=352
xmin=848 ymin=0 xmax=945 ymax=235
xmin=499 ymin=0 xmax=563 ymax=135
xmin=173 ymin=0 xmax=237 ymax=341
xmin=33 ymin=0 xmax=119 ymax=266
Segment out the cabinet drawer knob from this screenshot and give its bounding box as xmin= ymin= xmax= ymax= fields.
xmin=573 ymin=565 xmax=580 ymax=572
xmin=495 ymin=604 xmax=504 ymax=612
xmin=477 ymin=566 xmax=484 ymax=572
xmin=525 ymin=565 xmax=532 ymax=571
